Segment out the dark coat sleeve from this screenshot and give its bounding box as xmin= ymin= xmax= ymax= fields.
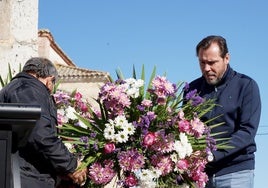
xmin=213 ymin=79 xmax=261 ymax=162
xmin=0 ymin=79 xmax=77 ymax=175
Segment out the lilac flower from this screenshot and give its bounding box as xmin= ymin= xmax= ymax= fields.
xmin=151 ymin=132 xmax=175 ymax=153
xmin=190 ymin=116 xmax=205 ymax=138
xmin=80 ymin=136 xmax=88 ymax=143
xmin=80 ymin=136 xmax=89 ymax=149
xmin=185 ymin=89 xmax=204 ymax=106
xmin=99 ymin=82 xmax=131 ymax=117
xmin=151 ymin=154 xmax=174 ymax=176
xmin=183 ymin=82 xmax=190 ymax=92
xmin=149 ymin=76 xmax=177 ymax=105
xmin=133 ymin=111 xmax=156 ymax=134
xmin=53 ymin=90 xmax=71 ymax=105
xmin=118 ymin=149 xmax=145 ymax=172
xmin=206 ymin=134 xmax=217 ymax=152
xmin=88 ymin=160 xmax=116 ymax=185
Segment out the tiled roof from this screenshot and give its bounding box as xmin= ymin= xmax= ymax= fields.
xmin=56 ymin=64 xmax=112 ymax=83
xmin=38 ymin=29 xmax=112 ymax=83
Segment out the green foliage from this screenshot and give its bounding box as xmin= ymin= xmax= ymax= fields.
xmin=0 ymin=63 xmax=21 ymax=87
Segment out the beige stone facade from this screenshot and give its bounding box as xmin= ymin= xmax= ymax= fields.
xmin=0 ymin=0 xmax=39 ymax=78
xmin=38 ymin=30 xmax=112 ymax=105
xmin=0 ymin=0 xmax=111 ymax=105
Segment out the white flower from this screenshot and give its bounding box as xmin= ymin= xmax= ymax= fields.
xmin=114 ymin=115 xmax=128 ymax=128
xmin=124 ymin=78 xmax=144 ymax=98
xmin=64 ymin=143 xmax=73 ymax=152
xmin=170 ymin=153 xmax=178 ymax=163
xmin=66 ymin=106 xmax=77 ymax=120
xmin=57 ymin=108 xmax=65 ymax=116
xmin=115 ymin=130 xmax=129 ymax=143
xmin=135 ymin=168 xmax=159 ymax=188
xmin=105 ymin=116 xmax=134 ymax=143
xmin=104 ymin=125 xmax=115 ymax=140
xmin=174 ymin=133 xmax=193 ymax=159
xmin=123 ymin=122 xmax=136 ymax=135
xmin=126 ymin=87 xmax=140 ymax=98
xmin=57 ymin=109 xmax=69 ymax=123
xmin=78 ymin=120 xmax=87 ymax=129
xmin=150 ymin=167 xmax=162 ymax=179
xmin=181 ymin=184 xmax=190 ymax=188
xmin=107 ymin=118 xmax=115 ymax=126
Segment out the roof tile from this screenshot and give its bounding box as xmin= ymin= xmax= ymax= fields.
xmin=56 ymin=64 xmax=112 ymax=83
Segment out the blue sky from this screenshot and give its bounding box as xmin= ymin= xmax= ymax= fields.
xmin=39 ymin=1 xmax=267 ymax=187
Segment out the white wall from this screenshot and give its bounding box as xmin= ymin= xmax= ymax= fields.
xmin=0 ymin=0 xmax=38 ymax=82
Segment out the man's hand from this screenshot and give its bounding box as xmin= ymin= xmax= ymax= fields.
xmin=68 ymin=160 xmax=88 ymax=186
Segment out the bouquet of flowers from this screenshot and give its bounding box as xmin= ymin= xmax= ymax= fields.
xmin=54 ymin=67 xmax=226 ymax=188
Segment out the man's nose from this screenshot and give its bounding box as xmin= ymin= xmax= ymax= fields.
xmin=203 ymin=63 xmax=211 ymax=71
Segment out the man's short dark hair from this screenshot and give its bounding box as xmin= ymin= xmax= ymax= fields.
xmin=22 ymin=57 xmax=58 ymax=80
xmin=196 ymin=35 xmax=229 ymax=58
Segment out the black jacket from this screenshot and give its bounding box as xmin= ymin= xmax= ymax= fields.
xmin=0 ymin=72 xmax=77 ymax=183
xmin=188 ymin=65 xmax=261 ymax=176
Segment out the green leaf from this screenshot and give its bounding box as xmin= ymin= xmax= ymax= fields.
xmin=145 ymin=66 xmax=156 ymax=99
xmin=58 ymin=123 xmax=89 ymax=135
xmin=116 ymin=68 xmax=124 ymax=80
xmin=132 ymin=64 xmax=137 ymax=79
xmin=140 ymin=65 xmax=145 ymax=96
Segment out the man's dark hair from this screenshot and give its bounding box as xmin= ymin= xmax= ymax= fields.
xmin=196 ymin=35 xmax=229 ymax=58
xmin=22 ymin=57 xmax=58 ymax=80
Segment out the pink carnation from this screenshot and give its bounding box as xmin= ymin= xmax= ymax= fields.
xmin=124 ymin=174 xmax=138 ymax=187
xmin=88 ymin=160 xmax=116 ymax=185
xmin=143 ymin=132 xmax=156 ymax=147
xmin=118 ymin=149 xmax=145 ymax=172
xmin=176 ymin=159 xmax=189 ymax=171
xmin=104 ymin=142 xmax=116 ymax=154
xmin=151 ymin=154 xmax=174 ymax=176
xmin=191 ymin=117 xmax=205 ymax=138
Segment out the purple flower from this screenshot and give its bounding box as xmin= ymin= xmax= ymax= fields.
xmin=151 ymin=154 xmax=174 ymax=176
xmin=133 ymin=111 xmax=156 ymax=134
xmin=183 ymin=82 xmax=190 ymax=92
xmin=149 ymin=76 xmax=177 ymax=105
xmin=80 ymin=136 xmax=89 ymax=149
xmin=143 ymin=132 xmax=157 ymax=147
xmin=99 ymin=82 xmax=131 ymax=118
xmin=185 ymin=89 xmax=204 ymax=106
xmin=124 ymin=174 xmax=138 ymax=187
xmin=118 ymin=149 xmax=145 ymax=172
xmin=88 ymin=160 xmax=116 ymax=185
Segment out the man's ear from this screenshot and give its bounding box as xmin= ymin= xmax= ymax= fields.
xmin=225 ymin=53 xmax=230 ymax=64
xmin=38 ymin=77 xmax=49 ymax=87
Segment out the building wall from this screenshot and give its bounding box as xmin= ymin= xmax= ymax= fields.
xmin=58 ymin=82 xmax=105 ymax=107
xmin=38 ymin=34 xmax=72 ymax=66
xmin=0 ymin=0 xmax=108 ymax=107
xmin=0 ymin=0 xmax=38 ymax=80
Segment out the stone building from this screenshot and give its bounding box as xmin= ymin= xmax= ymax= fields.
xmin=0 ymin=0 xmax=111 ymax=104
xmin=0 ymin=0 xmax=39 ymax=77
xmin=38 ymin=29 xmax=111 ymax=105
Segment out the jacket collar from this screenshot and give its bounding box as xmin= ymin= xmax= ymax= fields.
xmin=200 ymin=65 xmax=236 ymax=93
xmin=13 ymin=72 xmax=50 ymax=93
xmin=203 ymin=65 xmax=235 ymax=86
xmin=217 ymin=65 xmax=232 ymax=86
